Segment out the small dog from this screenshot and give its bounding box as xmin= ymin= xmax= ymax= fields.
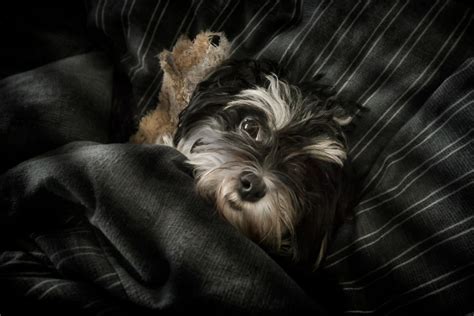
xmin=173 ymin=59 xmax=356 ymax=269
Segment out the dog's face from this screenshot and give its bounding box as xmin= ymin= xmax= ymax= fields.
xmin=174 ymin=60 xmax=353 ymax=268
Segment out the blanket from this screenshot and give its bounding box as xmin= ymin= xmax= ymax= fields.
xmin=1 ymin=0 xmax=473 ymax=315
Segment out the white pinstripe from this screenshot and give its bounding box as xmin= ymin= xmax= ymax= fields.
xmin=214 ymin=0 xmax=241 ymax=32
xmin=2 ymin=272 xmax=53 ymax=277
xmin=120 ymin=0 xmax=130 ymax=40
xmin=386 ymin=273 xmax=474 ymax=315
xmin=38 ymin=282 xmax=71 ymax=300
xmin=120 ymin=0 xmax=135 ymax=63
xmin=130 ymin=0 xmax=171 ymax=80
xmin=343 ymin=228 xmax=474 ymax=291
xmin=56 ymin=252 xmax=105 ymax=267
xmin=50 ymin=246 xmax=101 ymax=259
xmin=341 ymin=216 xmax=474 ymax=287
xmin=445 ymin=57 xmax=474 ymax=77
xmin=101 ymin=0 xmax=108 ymax=36
xmin=1 ymin=250 xmax=38 ymax=258
xmin=33 ymin=230 xmax=91 ymax=240
xmin=308 ymin=1 xmax=371 ymax=79
xmin=83 ymin=299 xmax=103 ymax=309
xmin=121 ymin=54 xmax=132 ymax=63
xmin=93 ymin=272 xmax=117 ymax=283
xmin=230 ymin=0 xmax=275 ymax=56
xmin=358 ymin=129 xmax=473 ymax=210
xmin=231 ymin=1 xmax=282 ymax=56
xmin=64 ymin=215 xmax=76 ymax=225
xmin=334 ymin=0 xmax=408 ymax=94
xmin=126 ymin=0 xmax=136 ymax=41
xmin=348 ymin=0 xmax=447 ymax=153
xmin=255 ymin=0 xmax=300 ymax=59
xmin=231 ymin=0 xmax=271 ymax=45
xmin=105 ymin=280 xmax=122 ymax=289
xmin=209 ymin=0 xmax=232 ymax=31
xmin=324 ymin=178 xmax=473 ymax=268
xmin=353 ymin=0 xmax=443 ymax=105
xmin=351 ymin=11 xmax=473 ymax=161
xmin=168 ymin=0 xmax=197 ymax=48
xmin=326 ymin=170 xmax=474 ymax=261
xmin=208 ymin=0 xmax=232 ymax=31
xmin=299 ymin=0 xmax=363 ymax=82
xmin=26 ymin=279 xmax=58 ymax=296
xmin=127 ymin=0 xmax=163 ymax=75
xmin=0 ymin=260 xmax=44 ymax=268
xmin=345 ymin=261 xmax=474 ymax=313
xmin=183 ymin=0 xmax=204 ymax=36
xmin=276 ymin=0 xmax=329 ymax=65
xmin=95 ymin=0 xmax=104 ymax=29
xmin=361 ymin=94 xmax=474 ymax=194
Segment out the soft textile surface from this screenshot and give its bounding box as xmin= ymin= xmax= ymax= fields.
xmin=1 ymin=0 xmax=473 ymax=315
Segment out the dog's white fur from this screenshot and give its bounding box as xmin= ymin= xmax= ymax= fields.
xmin=176 ymin=75 xmax=347 ymax=256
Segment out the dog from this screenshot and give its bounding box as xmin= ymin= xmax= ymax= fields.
xmin=172 ymin=59 xmax=356 ymax=269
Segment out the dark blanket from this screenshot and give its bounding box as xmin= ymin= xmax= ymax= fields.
xmin=1 ymin=0 xmax=473 ymax=315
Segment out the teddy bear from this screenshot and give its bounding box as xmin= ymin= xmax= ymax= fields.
xmin=130 ymin=31 xmax=231 ymax=145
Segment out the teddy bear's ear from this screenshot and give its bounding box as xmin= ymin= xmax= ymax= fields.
xmin=209 ymin=34 xmax=221 ymax=47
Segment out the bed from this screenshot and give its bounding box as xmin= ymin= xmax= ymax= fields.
xmin=1 ymin=0 xmax=473 ymax=314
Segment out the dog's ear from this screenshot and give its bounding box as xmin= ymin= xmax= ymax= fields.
xmin=297 ymin=79 xmax=365 ymax=128
xmin=293 ymin=160 xmax=353 ymax=270
xmin=293 ymin=215 xmax=330 ymax=271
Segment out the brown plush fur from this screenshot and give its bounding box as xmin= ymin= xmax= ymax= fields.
xmin=130 ymin=31 xmax=231 ymax=144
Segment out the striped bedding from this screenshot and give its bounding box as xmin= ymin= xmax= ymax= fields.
xmin=1 ymin=0 xmax=472 ymax=314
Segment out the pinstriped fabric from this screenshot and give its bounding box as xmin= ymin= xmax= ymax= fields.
xmin=88 ymin=0 xmax=474 ymax=312
xmin=212 ymin=0 xmax=242 ymax=33
xmin=1 ymin=0 xmax=473 ymax=314
xmin=339 ymin=216 xmax=474 ymax=287
xmin=1 ymin=142 xmax=321 ymax=315
xmin=323 ymin=56 xmax=474 ymax=313
xmin=43 ymin=0 xmax=474 ymax=313
xmin=278 ymin=0 xmax=331 ymax=66
xmin=300 ymin=0 xmax=371 ymax=82
xmin=255 ymin=0 xmax=301 ymax=59
xmin=229 ymin=0 xmax=279 ymax=56
xmin=360 ymin=89 xmax=474 ymax=195
xmin=333 ymin=0 xmax=410 ymax=94
xmin=297 ymin=0 xmax=364 ymax=82
xmin=326 ymin=171 xmax=473 ymax=260
xmin=119 ymin=0 xmax=130 ymax=41
xmin=345 ymin=262 xmax=474 ymax=314
xmin=350 ymin=11 xmax=473 ymax=162
xmin=351 ymin=0 xmax=447 ymax=103
xmin=128 ymin=0 xmax=170 ymax=79
xmin=88 ymin=0 xmax=299 ymax=121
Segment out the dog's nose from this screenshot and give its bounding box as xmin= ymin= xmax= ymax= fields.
xmin=239 ymin=171 xmax=266 ymax=202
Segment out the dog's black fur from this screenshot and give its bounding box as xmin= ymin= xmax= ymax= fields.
xmin=174 ymin=59 xmax=356 ymax=269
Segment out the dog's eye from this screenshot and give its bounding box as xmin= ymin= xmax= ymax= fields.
xmin=240 ymin=118 xmax=261 ymax=140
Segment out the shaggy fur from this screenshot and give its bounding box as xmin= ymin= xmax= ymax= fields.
xmin=174 ymin=59 xmax=356 ymax=269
